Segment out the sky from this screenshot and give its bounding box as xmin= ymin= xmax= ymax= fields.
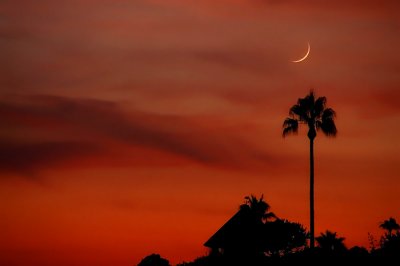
xmin=1 ymin=0 xmax=400 ymax=265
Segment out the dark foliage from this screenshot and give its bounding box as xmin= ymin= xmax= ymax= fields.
xmin=264 ymin=219 xmax=308 ymax=256
xmin=380 ymin=217 xmax=400 ymax=236
xmin=315 ymin=230 xmax=347 ymax=254
xmin=138 ymin=254 xmax=170 ymax=266
xmin=283 ymin=91 xmax=337 ymax=139
xmin=142 ymin=200 xmax=400 ymax=266
xmin=379 ymin=231 xmax=400 ymax=257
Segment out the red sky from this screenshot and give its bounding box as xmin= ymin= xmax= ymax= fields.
xmin=1 ymin=0 xmax=400 ymax=265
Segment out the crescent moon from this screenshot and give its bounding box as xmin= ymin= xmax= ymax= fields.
xmin=292 ymin=42 xmax=310 ymax=63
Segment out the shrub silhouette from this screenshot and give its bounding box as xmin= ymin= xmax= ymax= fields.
xmin=138 ymin=254 xmax=170 ymax=266
xmin=264 ymin=219 xmax=308 ymax=257
xmin=380 ymin=231 xmax=400 ymax=257
xmin=316 ymin=230 xmax=346 ymax=254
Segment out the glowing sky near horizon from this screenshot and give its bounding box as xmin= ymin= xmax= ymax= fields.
xmin=1 ymin=0 xmax=400 ymax=265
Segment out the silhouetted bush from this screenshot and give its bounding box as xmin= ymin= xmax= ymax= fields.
xmin=380 ymin=231 xmax=400 ymax=257
xmin=138 ymin=254 xmax=170 ymax=266
xmin=264 ymin=219 xmax=307 ymax=256
xmin=348 ymin=246 xmax=369 ymax=258
xmin=315 ymin=230 xmax=347 ymax=255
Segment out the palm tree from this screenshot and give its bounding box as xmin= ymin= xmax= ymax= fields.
xmin=238 ymin=195 xmax=276 ymax=255
xmin=380 ymin=217 xmax=400 ymax=236
xmin=241 ymin=194 xmax=276 ymax=223
xmin=282 ymin=91 xmax=337 ymax=249
xmin=316 ymin=230 xmax=346 ymax=253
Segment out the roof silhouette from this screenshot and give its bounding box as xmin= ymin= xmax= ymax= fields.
xmin=204 ymin=205 xmax=264 ymax=252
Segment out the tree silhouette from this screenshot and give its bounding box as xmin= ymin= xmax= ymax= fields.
xmin=316 ymin=230 xmax=346 ymax=254
xmin=283 ymin=91 xmax=337 ymax=248
xmin=264 ymin=219 xmax=308 ymax=256
xmin=380 ymin=231 xmax=400 ymax=257
xmin=241 ymin=194 xmax=276 ymax=223
xmin=138 ymin=254 xmax=170 ymax=266
xmin=380 ymin=217 xmax=400 ymax=236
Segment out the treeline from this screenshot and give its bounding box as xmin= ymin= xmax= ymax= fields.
xmin=137 ymin=196 xmax=400 ymax=266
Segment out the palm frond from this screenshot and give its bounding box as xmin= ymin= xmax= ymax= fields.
xmin=314 ymin=96 xmax=326 ymax=118
xmin=322 ymin=108 xmax=336 ymax=120
xmin=289 ymin=104 xmax=308 ymax=122
xmin=380 ymin=217 xmax=400 ymax=233
xmin=315 ymin=120 xmax=322 ymax=130
xmin=298 ymin=91 xmax=315 ymax=112
xmin=320 ymin=118 xmax=337 ymax=136
xmin=294 ymin=91 xmax=317 ymax=122
xmin=316 ymin=230 xmax=346 ymax=251
xmin=284 ymin=90 xmax=337 ymax=139
xmin=283 ymin=118 xmax=298 ymax=137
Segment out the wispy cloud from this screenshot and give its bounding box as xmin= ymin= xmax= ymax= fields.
xmin=0 ymin=140 xmax=100 ymax=177
xmin=0 ymin=94 xmax=281 ymax=176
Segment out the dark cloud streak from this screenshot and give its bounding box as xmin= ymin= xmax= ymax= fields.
xmin=0 ymin=94 xmax=279 ymax=176
xmin=0 ymin=140 xmax=100 ymax=177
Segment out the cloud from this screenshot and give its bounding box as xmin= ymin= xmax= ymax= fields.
xmin=0 ymin=94 xmax=280 ymax=176
xmin=0 ymin=140 xmax=100 ymax=177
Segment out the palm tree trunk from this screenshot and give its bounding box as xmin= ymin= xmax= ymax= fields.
xmin=310 ymin=138 xmax=315 ymax=249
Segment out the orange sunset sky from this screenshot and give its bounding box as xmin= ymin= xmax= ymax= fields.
xmin=1 ymin=0 xmax=400 ymax=265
